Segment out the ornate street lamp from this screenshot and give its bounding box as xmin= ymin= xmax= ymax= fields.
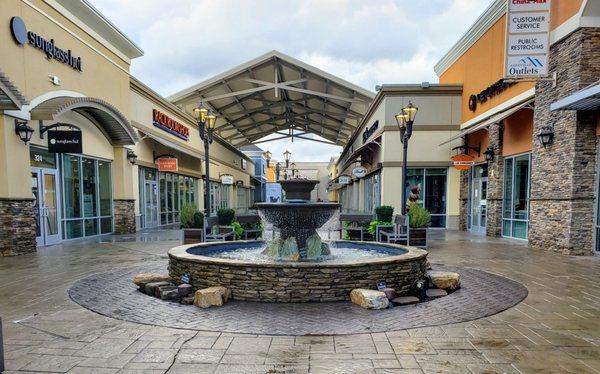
xmin=14 ymin=120 xmax=34 ymax=144
xmin=395 ymin=101 xmax=418 ymax=216
xmin=290 ymin=162 xmax=297 ymax=178
xmin=283 ymin=150 xmax=291 ymax=168
xmin=126 ymin=149 xmax=138 ymax=165
xmin=275 ymin=162 xmax=281 ymax=181
xmin=264 ymin=150 xmax=272 ymax=168
xmin=193 ymin=103 xmax=217 ymax=216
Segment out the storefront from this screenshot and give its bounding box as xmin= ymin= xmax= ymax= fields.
xmin=332 ymin=84 xmax=462 ymax=228
xmin=436 ymin=0 xmax=600 ymax=254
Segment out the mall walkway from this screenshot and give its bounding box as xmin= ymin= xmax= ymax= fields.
xmin=0 ymin=229 xmax=599 ymax=373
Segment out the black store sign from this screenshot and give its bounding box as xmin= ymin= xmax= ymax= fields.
xmin=48 ymin=130 xmax=82 ymax=153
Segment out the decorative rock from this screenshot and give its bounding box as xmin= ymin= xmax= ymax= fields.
xmin=392 ymin=296 xmax=420 ymax=305
xmin=160 ymin=288 xmax=180 ymax=301
xmin=305 ymin=234 xmax=322 ymax=259
xmin=349 ymin=289 xmax=389 ymax=310
xmin=144 ymin=281 xmax=171 ymax=296
xmin=427 ymin=271 xmax=460 ymax=291
xmin=133 ymin=274 xmax=172 ymax=288
xmin=262 ymin=238 xmax=282 ymax=256
xmin=155 ymin=285 xmax=177 ymax=298
xmin=180 ymin=296 xmax=195 ymax=305
xmin=382 ymin=288 xmax=397 ymax=300
xmin=321 ymin=243 xmax=331 ymax=256
xmin=193 ymin=286 xmax=232 ymax=308
xmin=178 ymin=284 xmax=193 ymax=296
xmin=280 ymin=237 xmax=299 ymax=260
xmin=426 ymin=288 xmax=448 ymax=298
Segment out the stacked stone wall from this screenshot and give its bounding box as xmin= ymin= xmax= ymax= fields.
xmin=113 ymin=199 xmax=136 ymax=234
xmin=0 ymin=199 xmax=36 ymax=256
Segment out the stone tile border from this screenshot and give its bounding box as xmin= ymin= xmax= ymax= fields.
xmin=68 ymin=263 xmax=527 ymax=336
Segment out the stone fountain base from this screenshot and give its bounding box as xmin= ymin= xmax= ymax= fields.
xmin=168 ymin=241 xmax=428 ymax=303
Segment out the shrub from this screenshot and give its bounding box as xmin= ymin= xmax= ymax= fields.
xmin=231 ymin=221 xmax=244 ymax=240
xmin=217 ymin=208 xmax=236 ymax=225
xmin=192 ymin=211 xmax=204 ymax=229
xmin=408 ymin=204 xmax=431 ymax=228
xmin=375 ymin=205 xmax=394 ymax=222
xmin=367 ymin=220 xmax=392 ymax=235
xmin=180 ymin=204 xmax=199 ymax=229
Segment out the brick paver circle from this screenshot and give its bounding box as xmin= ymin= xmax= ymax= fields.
xmin=68 ymin=264 xmax=527 ymax=335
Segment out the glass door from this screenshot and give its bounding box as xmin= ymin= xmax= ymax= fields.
xmin=144 ymin=180 xmax=159 ymax=228
xmin=32 ymin=168 xmax=61 ymax=246
xmin=470 ymin=165 xmax=487 ymax=234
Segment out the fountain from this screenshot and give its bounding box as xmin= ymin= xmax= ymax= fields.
xmin=168 ymin=178 xmax=429 ymax=302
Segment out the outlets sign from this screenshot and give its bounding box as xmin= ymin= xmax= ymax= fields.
xmin=505 ymin=0 xmax=551 ymax=78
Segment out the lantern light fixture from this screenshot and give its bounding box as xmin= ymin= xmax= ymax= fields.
xmin=483 ymin=146 xmax=495 ymax=162
xmin=537 ymin=126 xmax=554 ymax=148
xmin=126 ymin=149 xmax=138 ymax=165
xmin=14 ymin=120 xmax=34 ymax=144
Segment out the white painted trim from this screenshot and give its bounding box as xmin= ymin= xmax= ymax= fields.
xmin=460 ymin=87 xmax=535 ymax=130
xmin=4 ymin=90 xmax=86 ymax=120
xmin=22 ymin=0 xmax=132 ymax=74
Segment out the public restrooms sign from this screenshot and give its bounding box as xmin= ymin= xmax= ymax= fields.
xmin=504 ymin=0 xmax=551 ymax=79
xmin=10 ymin=16 xmax=83 ymax=71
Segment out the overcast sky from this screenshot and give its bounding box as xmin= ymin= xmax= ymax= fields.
xmin=91 ymin=0 xmax=493 ymax=162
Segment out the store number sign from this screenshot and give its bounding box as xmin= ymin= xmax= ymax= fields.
xmin=504 ymin=0 xmax=551 ymax=79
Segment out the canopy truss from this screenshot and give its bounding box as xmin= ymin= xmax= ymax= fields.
xmin=169 ymin=51 xmax=374 ymax=147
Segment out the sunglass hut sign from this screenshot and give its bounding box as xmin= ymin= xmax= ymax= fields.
xmin=10 ymin=16 xmax=82 ymax=71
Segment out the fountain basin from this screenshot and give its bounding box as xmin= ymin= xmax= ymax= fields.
xmin=168 ymin=240 xmax=428 ymax=302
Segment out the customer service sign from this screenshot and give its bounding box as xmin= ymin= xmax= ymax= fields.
xmin=505 ymin=0 xmax=551 ymax=79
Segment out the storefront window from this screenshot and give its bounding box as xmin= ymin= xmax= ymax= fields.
xmin=406 ymin=168 xmax=447 ymax=228
xmin=502 ymin=153 xmax=530 ymax=239
xmin=61 ymin=155 xmax=112 ymax=239
xmin=30 ymin=147 xmax=56 ymax=169
xmin=150 ymin=170 xmax=198 ymax=226
xmin=364 ymin=172 xmax=381 ymax=213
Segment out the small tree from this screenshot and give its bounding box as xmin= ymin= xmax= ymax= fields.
xmin=181 ymin=204 xmax=203 ymax=229
xmin=217 ymin=208 xmax=236 ymax=225
xmin=375 ymin=205 xmax=394 ymax=222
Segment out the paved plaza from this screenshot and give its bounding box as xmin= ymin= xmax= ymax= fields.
xmin=1 ymin=230 xmax=600 ymax=373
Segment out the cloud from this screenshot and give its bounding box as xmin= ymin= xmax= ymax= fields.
xmin=90 ymin=0 xmax=494 ymax=160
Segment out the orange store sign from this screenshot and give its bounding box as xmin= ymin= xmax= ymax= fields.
xmin=451 ymin=154 xmax=475 ymax=171
xmin=157 ymin=158 xmax=178 ymax=172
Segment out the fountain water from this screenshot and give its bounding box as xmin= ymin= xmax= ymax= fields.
xmin=255 ymin=179 xmax=339 ymax=260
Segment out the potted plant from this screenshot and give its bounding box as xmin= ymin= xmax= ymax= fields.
xmin=408 ymin=203 xmax=431 ymax=248
xmin=216 ymin=208 xmax=237 ymax=240
xmin=181 ymin=203 xmax=204 ymax=244
xmin=371 ymin=205 xmax=394 ymax=241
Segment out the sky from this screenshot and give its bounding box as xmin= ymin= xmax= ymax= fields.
xmin=91 ymin=0 xmax=494 ymax=162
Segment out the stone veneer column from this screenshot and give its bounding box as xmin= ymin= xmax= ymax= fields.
xmin=113 ymin=199 xmax=136 ymax=234
xmin=529 ymin=28 xmax=600 ymax=255
xmin=0 ymin=198 xmax=36 ymax=256
xmin=458 ymin=169 xmax=469 ymax=231
xmin=486 ymin=124 xmax=504 ymax=237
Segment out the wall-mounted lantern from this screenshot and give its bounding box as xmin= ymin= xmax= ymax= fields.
xmin=483 ymin=146 xmax=495 ymax=162
xmin=14 ymin=119 xmax=34 ymax=144
xmin=126 ymin=149 xmax=138 ymax=165
xmin=537 ymin=126 xmax=554 ymax=148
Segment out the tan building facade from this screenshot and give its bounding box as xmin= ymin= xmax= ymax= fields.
xmin=0 ymin=0 xmax=253 ymax=255
xmin=332 ymin=84 xmax=463 ymax=229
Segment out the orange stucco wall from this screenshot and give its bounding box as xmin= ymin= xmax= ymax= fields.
xmin=439 ymin=0 xmax=584 ymax=123
xmin=503 ymin=109 xmax=534 ymax=156
xmin=466 ymin=129 xmax=489 ymax=164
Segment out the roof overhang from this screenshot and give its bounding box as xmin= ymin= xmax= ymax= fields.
xmin=30 ymin=96 xmax=138 ymax=145
xmin=168 ymin=50 xmax=374 ymax=147
xmin=0 ymin=70 xmax=28 ymax=110
xmin=551 ymin=82 xmax=600 ymax=111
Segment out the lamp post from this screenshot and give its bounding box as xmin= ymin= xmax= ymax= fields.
xmin=283 ymin=150 xmax=291 ymax=168
xmin=395 ymin=102 xmax=418 ymax=216
xmin=264 ymin=150 xmax=272 ymax=168
xmin=275 ymin=162 xmax=281 ymax=181
xmin=193 ymin=103 xmax=217 ymax=216
xmin=290 ymin=162 xmax=296 ymax=178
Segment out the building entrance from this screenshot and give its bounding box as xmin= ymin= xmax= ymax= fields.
xmin=469 ymin=165 xmax=487 ymax=235
xmin=144 ymin=180 xmax=159 ymax=228
xmin=32 ymin=168 xmax=61 ymax=246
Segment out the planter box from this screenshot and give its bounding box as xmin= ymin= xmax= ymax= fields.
xmin=182 ymin=228 xmax=204 ymax=245
xmin=409 ymin=228 xmax=427 ymax=248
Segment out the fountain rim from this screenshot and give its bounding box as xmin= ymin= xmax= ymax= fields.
xmin=254 ymin=202 xmax=341 ymax=208
xmin=168 ymin=240 xmax=428 ymax=269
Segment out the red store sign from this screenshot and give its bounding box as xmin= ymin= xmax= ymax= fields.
xmin=152 ymin=109 xmax=190 ymax=140
xmin=157 ymin=158 xmax=178 ymax=172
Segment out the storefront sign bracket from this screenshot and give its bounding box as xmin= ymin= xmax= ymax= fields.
xmin=452 ymin=142 xmax=481 ymax=156
xmin=153 ymin=152 xmax=176 ymax=162
xmin=38 ymin=122 xmax=81 ymax=139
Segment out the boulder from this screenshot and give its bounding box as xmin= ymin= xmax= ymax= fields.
xmin=160 ymin=288 xmax=180 ymax=301
xmin=155 ymin=285 xmax=177 ymax=298
xmin=280 ymin=237 xmax=299 ymax=260
xmin=193 ymin=286 xmax=232 ymax=308
xmin=349 ymin=289 xmax=389 ymax=310
xmin=178 ymin=284 xmax=193 ymax=296
xmin=305 ymin=234 xmax=322 ymax=259
xmin=180 ymin=296 xmax=195 ymax=305
xmin=381 ymin=288 xmax=397 ymax=300
xmin=144 ymin=281 xmax=172 ymax=296
xmin=392 ymin=296 xmax=420 ymax=306
xmin=426 ymin=288 xmax=448 ymax=298
xmin=427 ymin=271 xmax=460 ymax=291
xmin=321 ymin=243 xmax=331 ymax=256
xmin=133 ymin=274 xmax=172 ymax=288
xmin=262 ymin=238 xmax=282 ymax=257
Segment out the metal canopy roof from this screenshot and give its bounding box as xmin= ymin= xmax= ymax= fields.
xmin=551 ymin=82 xmax=600 ymax=111
xmin=169 ymin=51 xmax=374 ymax=147
xmin=0 ymin=70 xmax=28 ymax=110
